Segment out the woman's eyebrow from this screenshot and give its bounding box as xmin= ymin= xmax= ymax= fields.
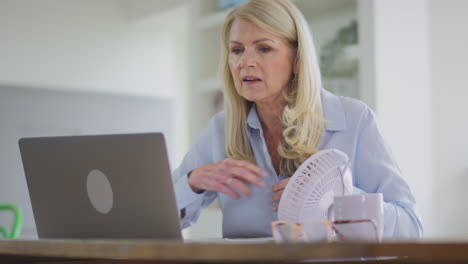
xmin=253 ymin=38 xmax=275 ymax=44
xmin=229 ymin=38 xmax=276 ymax=45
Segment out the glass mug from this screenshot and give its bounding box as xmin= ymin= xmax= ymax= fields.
xmin=271 ymin=219 xmax=378 ymax=243
xmin=0 ymin=203 xmax=23 ymax=239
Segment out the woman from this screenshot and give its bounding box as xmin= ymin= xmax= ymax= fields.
xmin=173 ymin=0 xmax=423 ymax=238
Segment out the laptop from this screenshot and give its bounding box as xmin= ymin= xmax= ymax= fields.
xmin=19 ymin=133 xmax=182 ymax=240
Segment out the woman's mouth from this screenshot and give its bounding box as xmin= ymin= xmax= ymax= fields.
xmin=242 ymin=76 xmax=263 ymax=85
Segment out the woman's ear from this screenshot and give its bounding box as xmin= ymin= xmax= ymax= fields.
xmin=292 ymin=52 xmax=298 ymax=75
xmin=291 ymin=64 xmax=298 ymax=81
xmin=291 ymin=55 xmax=298 ymax=82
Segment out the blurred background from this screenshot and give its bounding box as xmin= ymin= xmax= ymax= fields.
xmin=0 ymin=0 xmax=466 ymax=240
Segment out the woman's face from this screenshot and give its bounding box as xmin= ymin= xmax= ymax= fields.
xmin=228 ymin=18 xmax=295 ymax=105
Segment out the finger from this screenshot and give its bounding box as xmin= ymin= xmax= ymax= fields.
xmin=272 ymin=178 xmax=290 ymax=192
xmin=227 ymin=177 xmax=252 ymax=196
xmin=227 ymin=158 xmax=267 ymax=177
xmin=272 ymin=190 xmax=283 ymax=202
xmin=213 ymin=182 xmax=240 ymax=199
xmin=228 ymin=167 xmax=266 ymax=188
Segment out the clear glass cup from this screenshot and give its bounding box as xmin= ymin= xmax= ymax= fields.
xmin=271 ymin=219 xmax=378 ymax=243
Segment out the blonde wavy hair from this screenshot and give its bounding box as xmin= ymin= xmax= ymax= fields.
xmin=221 ymin=0 xmax=325 ymax=176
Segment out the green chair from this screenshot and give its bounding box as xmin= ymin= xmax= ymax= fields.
xmin=0 ymin=203 xmax=23 ymax=239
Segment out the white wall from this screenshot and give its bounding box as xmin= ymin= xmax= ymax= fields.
xmin=430 ymin=0 xmax=468 ymax=239
xmin=0 ymin=0 xmax=191 ymax=238
xmin=0 ymin=0 xmax=193 ymax=166
xmin=360 ymin=0 xmax=468 ymax=239
xmin=359 ymin=0 xmax=433 ymax=236
xmin=0 ymin=0 xmax=176 ymax=98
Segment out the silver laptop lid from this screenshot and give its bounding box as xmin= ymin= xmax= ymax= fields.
xmin=19 ymin=133 xmax=182 ymax=240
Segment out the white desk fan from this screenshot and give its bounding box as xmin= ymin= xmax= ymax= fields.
xmin=278 ymin=149 xmax=353 ymax=223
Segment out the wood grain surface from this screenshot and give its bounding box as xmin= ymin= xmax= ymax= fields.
xmin=2 ymin=239 xmax=468 ymax=263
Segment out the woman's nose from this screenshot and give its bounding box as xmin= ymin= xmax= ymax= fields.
xmin=240 ymin=50 xmax=257 ymax=68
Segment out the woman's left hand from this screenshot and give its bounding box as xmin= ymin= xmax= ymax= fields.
xmin=271 ymin=178 xmax=291 ymax=211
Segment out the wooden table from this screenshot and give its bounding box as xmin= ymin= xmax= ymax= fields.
xmin=2 ymin=239 xmax=468 ymax=264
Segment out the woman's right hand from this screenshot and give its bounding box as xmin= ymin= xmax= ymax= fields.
xmin=187 ymin=158 xmax=267 ymax=199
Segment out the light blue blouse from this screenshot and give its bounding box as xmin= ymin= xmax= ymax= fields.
xmin=172 ymin=89 xmax=423 ymax=238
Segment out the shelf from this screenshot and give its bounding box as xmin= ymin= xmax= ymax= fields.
xmin=325 ymin=44 xmax=359 ymax=77
xmin=197 ymin=8 xmax=231 ymax=29
xmin=344 ymin=44 xmax=358 ymax=60
xmin=294 ymin=0 xmax=356 ymax=19
xmin=322 ymin=78 xmax=358 ymax=98
xmin=197 ymin=0 xmax=356 ymax=29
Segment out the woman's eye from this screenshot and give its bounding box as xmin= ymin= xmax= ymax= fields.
xmin=231 ymin=48 xmax=243 ymax=54
xmin=259 ymin=46 xmax=271 ymax=53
